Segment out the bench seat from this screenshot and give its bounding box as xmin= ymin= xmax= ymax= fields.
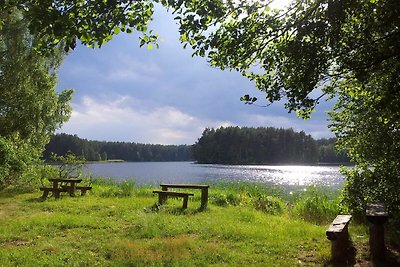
xmin=159 ymin=184 xmax=209 ymax=209
xmin=75 ymin=186 xmax=92 ymax=196
xmin=153 ymin=190 xmax=194 ymax=209
xmin=40 ymin=187 xmax=68 ymax=199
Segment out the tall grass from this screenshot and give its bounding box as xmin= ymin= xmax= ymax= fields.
xmin=0 ymin=179 xmax=371 ymax=266
xmin=207 ymin=180 xmax=343 ymax=223
xmin=91 ymin=177 xmax=153 ymax=198
xmin=290 ymin=186 xmax=344 ymax=223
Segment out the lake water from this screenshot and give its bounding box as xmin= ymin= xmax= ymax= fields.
xmin=83 ymin=162 xmax=345 ymax=188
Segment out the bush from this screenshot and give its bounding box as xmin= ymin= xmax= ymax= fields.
xmin=253 ymin=195 xmax=285 ymax=215
xmin=211 ymin=193 xmax=241 ymax=207
xmin=341 ymin=165 xmax=400 ymax=221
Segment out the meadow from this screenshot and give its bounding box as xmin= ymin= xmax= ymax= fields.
xmin=0 ymin=180 xmax=373 ymax=266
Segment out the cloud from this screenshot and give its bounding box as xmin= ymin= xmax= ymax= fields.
xmin=58 ymin=95 xmax=233 ymax=145
xmin=56 ymin=4 xmax=336 ymax=144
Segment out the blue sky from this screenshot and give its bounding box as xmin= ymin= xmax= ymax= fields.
xmin=56 ymin=1 xmax=335 ymax=145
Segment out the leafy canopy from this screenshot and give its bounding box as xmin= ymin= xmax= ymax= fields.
xmin=0 ymin=9 xmax=73 ymax=189
xmin=3 ymin=1 xmax=400 ymax=220
xmin=5 ymin=0 xmax=398 ymax=117
xmin=172 ymin=0 xmax=400 ymax=116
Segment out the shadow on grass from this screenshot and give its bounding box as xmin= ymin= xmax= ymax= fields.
xmin=144 ymin=203 xmax=208 ymax=215
xmin=324 ymin=239 xmax=357 ymax=267
xmin=372 ymin=246 xmax=400 ymax=267
xmin=324 ymin=241 xmax=400 ymax=267
xmin=25 ymin=196 xmax=47 ymax=203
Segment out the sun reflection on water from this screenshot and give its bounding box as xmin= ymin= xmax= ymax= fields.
xmin=86 ymin=162 xmax=345 ymax=188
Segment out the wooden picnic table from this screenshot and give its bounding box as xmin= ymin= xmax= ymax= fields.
xmin=40 ymin=178 xmax=82 ymax=199
xmin=49 ymin=178 xmax=82 ymax=196
xmin=159 ymin=184 xmax=209 ymax=209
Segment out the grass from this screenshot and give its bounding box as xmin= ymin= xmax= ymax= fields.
xmin=0 ymin=180 xmax=372 ymax=266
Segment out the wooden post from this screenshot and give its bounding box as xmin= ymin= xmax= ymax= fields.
xmin=41 ymin=188 xmax=49 ymax=199
xmin=182 ymin=196 xmax=189 ymax=209
xmin=160 ymin=186 xmax=168 ymax=204
xmin=68 ymin=182 xmax=76 ymax=196
xmin=366 ymin=203 xmax=388 ymax=261
xmin=158 ymin=192 xmax=167 ymax=205
xmin=201 ymin=187 xmax=208 ymax=209
xmin=326 ymin=215 xmax=352 ymax=263
xmin=54 ymin=190 xmax=61 ymax=199
xmin=332 ymin=225 xmax=349 ymax=262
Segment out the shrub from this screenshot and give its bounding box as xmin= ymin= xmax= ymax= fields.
xmin=211 ymin=193 xmax=241 ymax=207
xmin=253 ymin=195 xmax=285 ymax=215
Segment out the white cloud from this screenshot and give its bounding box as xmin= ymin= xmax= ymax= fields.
xmin=58 ymin=95 xmax=233 ymax=145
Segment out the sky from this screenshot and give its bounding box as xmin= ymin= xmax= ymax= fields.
xmin=56 ymin=0 xmax=335 ymax=145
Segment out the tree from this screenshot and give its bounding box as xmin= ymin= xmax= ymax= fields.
xmin=329 ymin=64 xmax=400 ymax=218
xmin=192 ymin=126 xmax=320 ymax=164
xmin=1 ymin=0 xmax=161 ymax=52
xmin=171 ymin=0 xmax=399 ymax=114
xmin=4 ymin=1 xmax=398 ymax=111
xmin=0 ymin=9 xmax=72 ymax=189
xmin=3 ymin=0 xmax=399 ymax=218
xmin=174 ymin=0 xmax=400 ymax=222
xmin=174 ymin=0 xmax=399 ymax=221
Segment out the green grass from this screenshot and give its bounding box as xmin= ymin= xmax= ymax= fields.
xmin=0 ymin=180 xmax=370 ymax=266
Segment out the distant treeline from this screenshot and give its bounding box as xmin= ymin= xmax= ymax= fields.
xmin=43 ymin=134 xmax=193 ymax=162
xmin=44 ymin=128 xmax=350 ymax=164
xmin=192 ymin=127 xmax=350 ymax=164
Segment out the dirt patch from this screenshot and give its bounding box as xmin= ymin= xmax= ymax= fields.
xmin=2 ymin=239 xmax=32 ymax=247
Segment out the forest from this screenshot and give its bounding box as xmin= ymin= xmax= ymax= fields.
xmin=44 ymin=128 xmax=349 ymax=164
xmin=43 ymin=133 xmax=193 ymax=162
xmin=192 ymin=127 xmax=349 ymax=164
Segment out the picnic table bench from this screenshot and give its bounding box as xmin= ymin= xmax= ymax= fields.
xmin=153 ymin=190 xmax=194 ymax=209
xmin=160 ymin=184 xmax=209 ymax=209
xmin=326 ymin=214 xmax=352 ymax=263
xmin=75 ymin=186 xmax=93 ymax=196
xmin=40 ymin=178 xmax=92 ymax=199
xmin=366 ymin=203 xmax=388 ymax=260
xmin=40 ymin=186 xmax=68 ymax=199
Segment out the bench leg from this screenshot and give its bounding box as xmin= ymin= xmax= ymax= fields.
xmin=369 ymin=223 xmax=386 ymax=260
xmin=41 ymin=190 xmax=50 ymax=199
xmin=80 ymin=189 xmax=87 ymax=196
xmin=53 ymin=190 xmax=61 ymax=199
xmin=182 ymin=196 xmax=189 ymax=209
xmin=201 ymin=188 xmax=208 ymax=209
xmin=158 ymin=193 xmax=167 ymax=205
xmin=330 ymin=227 xmax=350 ymax=263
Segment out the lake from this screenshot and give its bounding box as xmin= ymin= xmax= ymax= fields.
xmin=83 ymin=162 xmax=345 ymax=188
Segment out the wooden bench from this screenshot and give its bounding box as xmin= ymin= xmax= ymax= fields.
xmin=153 ymin=190 xmax=194 ymax=209
xmin=366 ymin=203 xmax=388 ymax=260
xmin=75 ymin=186 xmax=92 ymax=196
xmin=40 ymin=187 xmax=68 ymax=199
xmin=326 ymin=215 xmax=352 ymax=262
xmin=160 ymin=184 xmax=209 ymax=209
